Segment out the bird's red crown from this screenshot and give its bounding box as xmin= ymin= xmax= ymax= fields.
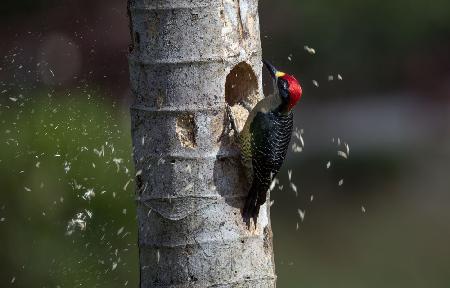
xmin=281 ymin=74 xmax=302 ymax=110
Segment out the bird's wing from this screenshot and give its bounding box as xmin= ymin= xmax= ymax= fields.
xmin=242 ymin=111 xmax=279 ymax=219
xmin=250 ymin=111 xmax=293 ymax=203
xmin=249 ymin=112 xmax=278 ymax=202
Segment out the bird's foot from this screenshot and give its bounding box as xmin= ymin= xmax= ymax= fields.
xmin=238 ymin=100 xmax=253 ymax=112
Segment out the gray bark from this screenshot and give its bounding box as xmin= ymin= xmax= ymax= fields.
xmin=128 ymin=0 xmax=276 ymax=287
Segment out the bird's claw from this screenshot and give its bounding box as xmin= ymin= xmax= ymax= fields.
xmin=238 ymin=100 xmax=253 ymax=112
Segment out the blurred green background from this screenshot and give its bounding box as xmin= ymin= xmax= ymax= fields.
xmin=1 ymin=0 xmax=450 ymax=287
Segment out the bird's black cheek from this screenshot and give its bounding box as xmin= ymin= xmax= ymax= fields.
xmin=280 ymin=89 xmax=289 ymax=103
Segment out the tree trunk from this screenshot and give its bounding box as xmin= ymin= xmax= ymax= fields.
xmin=127 ymin=0 xmax=276 ymax=287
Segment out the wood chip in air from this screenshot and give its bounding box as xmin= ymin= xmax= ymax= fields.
xmin=290 ymin=182 xmax=298 ymax=197
xmin=298 ymin=209 xmax=305 ymax=222
xmin=337 ymin=151 xmax=348 ymax=159
xmin=304 ymin=45 xmax=316 ymax=55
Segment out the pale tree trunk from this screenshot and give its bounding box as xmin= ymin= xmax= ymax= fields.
xmin=128 ymin=0 xmax=276 ymax=287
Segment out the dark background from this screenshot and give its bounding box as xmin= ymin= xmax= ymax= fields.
xmin=1 ymin=0 xmax=450 ymax=287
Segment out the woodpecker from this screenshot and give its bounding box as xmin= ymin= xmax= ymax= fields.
xmin=227 ymin=60 xmax=303 ymax=225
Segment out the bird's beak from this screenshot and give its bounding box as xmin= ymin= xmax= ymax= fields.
xmin=263 ymin=59 xmax=285 ymax=80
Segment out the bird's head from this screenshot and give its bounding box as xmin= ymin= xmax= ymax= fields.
xmin=263 ymin=60 xmax=302 ymax=112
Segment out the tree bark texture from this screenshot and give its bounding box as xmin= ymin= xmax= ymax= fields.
xmin=128 ymin=0 xmax=276 ymax=287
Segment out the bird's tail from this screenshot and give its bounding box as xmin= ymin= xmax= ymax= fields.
xmin=242 ymin=181 xmax=268 ymax=227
